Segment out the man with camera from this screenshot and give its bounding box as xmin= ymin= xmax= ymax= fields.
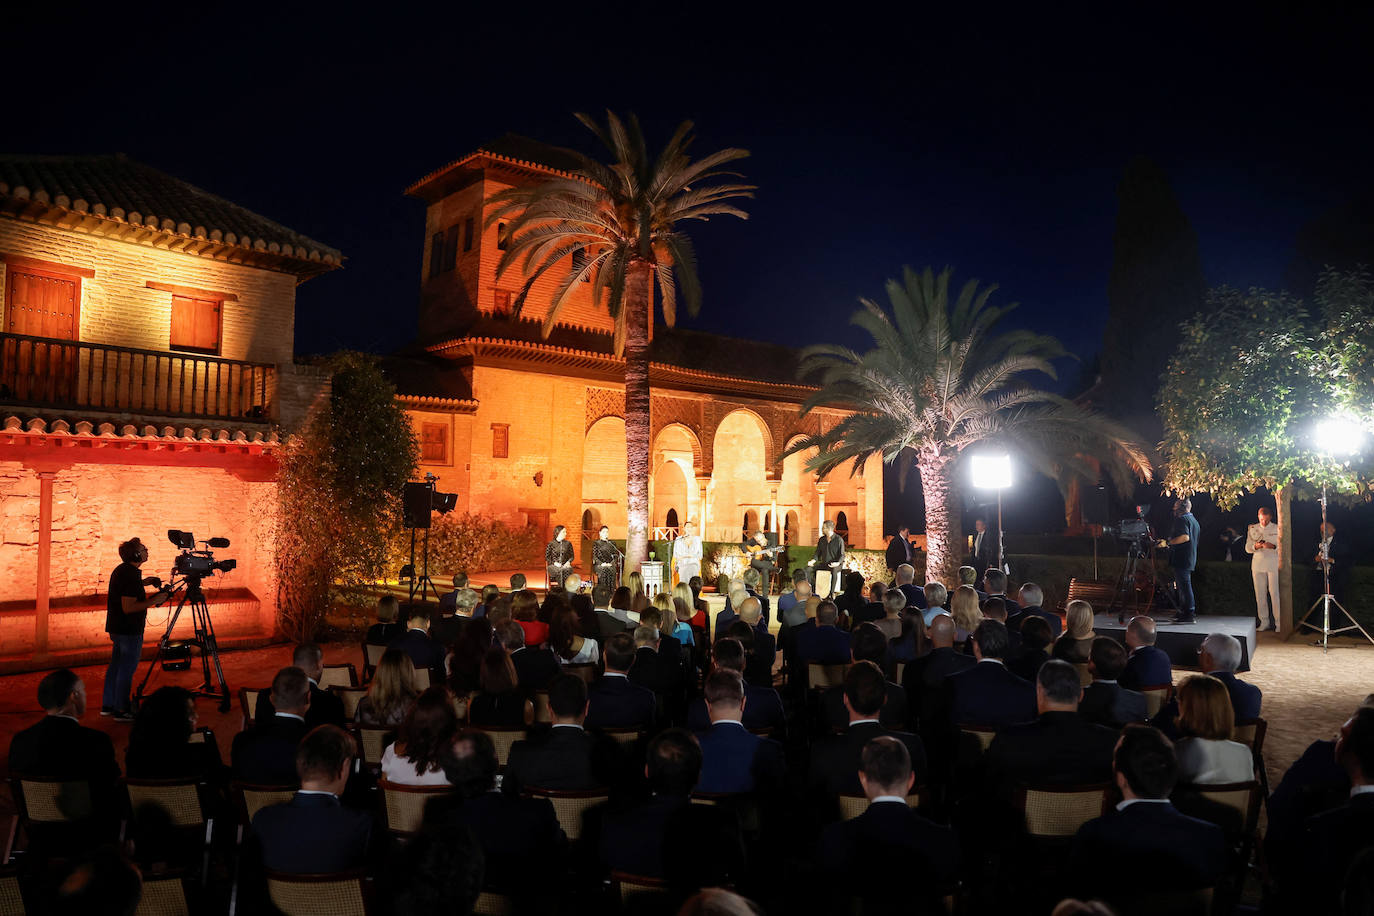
xmin=103 ymin=538 xmax=170 ymax=721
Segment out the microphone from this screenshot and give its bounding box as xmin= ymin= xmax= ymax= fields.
xmin=207 ymin=537 xmax=230 ymax=548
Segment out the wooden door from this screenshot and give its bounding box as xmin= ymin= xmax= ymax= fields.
xmin=4 ymin=267 xmax=80 ymax=402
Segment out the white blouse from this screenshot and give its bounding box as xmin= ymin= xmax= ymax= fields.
xmin=380 ymin=744 xmax=452 ymax=786
xmin=558 ymin=637 xmax=600 ymax=665
xmin=1175 ymin=737 xmax=1254 ymax=785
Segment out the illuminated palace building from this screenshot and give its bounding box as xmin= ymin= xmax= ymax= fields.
xmin=392 ymin=136 xmax=883 ymax=568
xmin=0 ymin=156 xmax=338 ymax=665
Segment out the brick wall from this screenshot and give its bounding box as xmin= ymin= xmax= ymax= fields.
xmin=274 ymin=362 xmax=331 ymax=435
xmin=0 ymin=220 xmax=297 ymax=367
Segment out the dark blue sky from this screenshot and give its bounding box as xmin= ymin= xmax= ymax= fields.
xmin=13 ymin=5 xmax=1371 ymax=375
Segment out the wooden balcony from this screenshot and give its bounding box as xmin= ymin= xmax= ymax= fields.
xmin=0 ymin=332 xmax=274 ymax=423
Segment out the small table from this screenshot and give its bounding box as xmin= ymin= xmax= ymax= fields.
xmin=641 ymin=561 xmax=664 ymax=597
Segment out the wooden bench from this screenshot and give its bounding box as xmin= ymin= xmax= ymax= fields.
xmin=1064 ymin=579 xmax=1115 ymax=613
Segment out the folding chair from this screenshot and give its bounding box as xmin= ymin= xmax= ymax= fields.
xmin=470 ymin=727 xmax=524 ymax=769
xmin=837 ymin=788 xmax=923 ymax=820
xmin=122 ymin=778 xmax=214 ymax=882
xmin=238 ymin=687 xmax=269 ymax=730
xmin=377 ymin=779 xmax=454 ymax=840
xmin=230 ymin=782 xmax=297 ymax=843
xmin=264 ymin=869 xmax=372 ymax=916
xmin=353 ymin=727 xmax=395 ymax=773
xmin=601 ymin=728 xmax=642 ymax=749
xmin=1180 ymin=779 xmax=1262 ymax=895
xmin=1234 ymin=717 xmax=1270 ymax=795
xmin=1014 ymin=783 xmax=1112 ymax=840
xmin=0 ymin=866 xmax=25 ymax=916
xmin=361 ymin=642 xmax=387 ymax=683
xmin=523 ymin=787 xmax=609 ymax=841
xmin=1141 ymin=683 xmax=1173 ymax=720
xmin=134 ymin=872 xmax=192 ymax=916
xmin=531 ymin=691 xmax=553 ymax=725
xmin=319 ymin=663 xmax=358 ymax=690
xmin=807 ymin=663 xmax=848 ymax=690
xmin=331 ymin=687 xmax=369 ymax=723
xmin=9 ymin=776 xmax=96 ymax=856
xmin=473 ymin=892 xmax=514 ymax=915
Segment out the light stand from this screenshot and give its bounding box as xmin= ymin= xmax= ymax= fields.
xmin=971 ymin=454 xmax=1013 ymax=575
xmin=1294 ymin=483 xmax=1373 ymax=651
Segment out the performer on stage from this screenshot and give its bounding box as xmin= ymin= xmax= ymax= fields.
xmin=741 ymin=530 xmax=779 ymax=593
xmin=545 ymin=525 xmax=574 ymax=591
xmin=1158 ymin=498 xmax=1200 ymax=624
xmin=1246 ymin=505 xmax=1280 ymax=632
xmin=674 ymin=520 xmax=703 ymax=586
xmin=592 ymin=525 xmax=619 ymax=592
xmin=810 ymin=519 xmax=846 ymax=599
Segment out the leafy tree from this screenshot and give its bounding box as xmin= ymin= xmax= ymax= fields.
xmin=1157 ymin=269 xmax=1374 ymax=629
xmin=787 ymin=266 xmax=1152 ymax=586
xmin=485 ymin=112 xmax=752 ymax=571
xmin=275 ymin=352 xmax=418 ymax=641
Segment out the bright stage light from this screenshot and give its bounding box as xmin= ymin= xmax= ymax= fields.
xmin=1313 ymin=414 xmax=1365 ymax=457
xmin=971 ymin=453 xmax=1012 ymax=489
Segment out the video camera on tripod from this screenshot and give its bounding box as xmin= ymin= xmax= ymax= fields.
xmin=167 ymin=529 xmax=237 ymax=579
xmin=1102 ymin=504 xmax=1154 ymax=556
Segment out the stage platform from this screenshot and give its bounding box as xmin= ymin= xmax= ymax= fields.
xmin=1092 ymin=613 xmax=1257 ymax=673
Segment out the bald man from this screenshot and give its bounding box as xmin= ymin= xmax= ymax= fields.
xmin=901 ymin=614 xmax=975 ymax=731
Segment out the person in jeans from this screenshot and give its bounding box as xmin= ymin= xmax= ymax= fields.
xmin=102 ymin=538 xmax=168 ymax=721
xmin=1159 ymin=498 xmax=1201 ymax=624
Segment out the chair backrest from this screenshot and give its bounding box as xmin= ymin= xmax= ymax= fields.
xmin=0 ymin=869 xmax=25 ymax=916
xmin=471 ymin=727 xmax=524 ymax=767
xmin=354 ymin=727 xmax=395 ymax=769
xmin=524 ymin=787 xmax=610 ymax=841
xmin=124 ymin=778 xmax=206 ymax=829
xmin=1140 ymin=683 xmax=1173 ymax=719
xmin=612 ymin=870 xmax=670 ymax=904
xmin=134 ymin=874 xmax=190 ymax=916
xmin=602 ymin=728 xmax=642 ymax=748
xmin=1187 ymin=780 xmax=1262 ymax=834
xmin=1015 ymin=783 xmax=1112 ymax=838
xmin=532 ymin=691 xmax=553 ymax=724
xmin=231 ymin=783 xmax=298 ymax=827
xmin=13 ymin=778 xmax=92 ymax=824
xmin=239 ymin=686 xmax=269 ymax=729
xmin=472 ymin=891 xmax=514 ymax=915
xmin=837 ymin=790 xmax=922 ymax=820
xmin=364 ymin=643 xmax=388 ymax=668
xmin=332 ymin=687 xmax=369 ymax=722
xmin=1074 ymin=663 xmax=1093 ymax=687
xmin=563 ymin=663 xmax=597 ymax=684
xmin=807 ymin=662 xmax=848 ymax=690
xmin=959 ymin=725 xmax=998 ymax=753
xmin=319 ymin=663 xmax=358 ymax=690
xmin=412 ymin=668 xmax=431 ymax=690
xmin=378 ymin=779 xmax=453 ymax=837
xmin=893 ymin=662 xmax=906 ymax=685
xmin=1233 ymin=717 xmax=1267 ymax=755
xmin=265 ymin=870 xmax=369 ymax=916
xmin=187 ymin=727 xmax=212 ymax=746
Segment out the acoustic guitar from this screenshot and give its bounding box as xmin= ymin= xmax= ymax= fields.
xmin=744 ymin=543 xmax=785 ymax=560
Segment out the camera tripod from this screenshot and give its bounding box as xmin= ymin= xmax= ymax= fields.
xmin=135 ymin=574 xmax=232 ymax=712
xmin=1295 ymin=484 xmax=1374 ymax=652
xmin=1111 ymin=539 xmax=1177 ymax=623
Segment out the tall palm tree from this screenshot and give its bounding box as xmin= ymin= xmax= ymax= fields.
xmin=486 ymin=113 xmax=753 ymax=571
xmin=787 ymin=266 xmax=1152 ymax=586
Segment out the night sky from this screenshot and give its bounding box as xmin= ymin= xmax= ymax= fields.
xmin=11 ymin=5 xmax=1374 ymax=541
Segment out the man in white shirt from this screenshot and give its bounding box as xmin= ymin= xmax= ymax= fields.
xmin=1245 ymin=506 xmax=1281 ymax=631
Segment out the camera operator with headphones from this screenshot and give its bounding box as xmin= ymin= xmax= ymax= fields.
xmin=102 ymin=538 xmax=170 ymax=721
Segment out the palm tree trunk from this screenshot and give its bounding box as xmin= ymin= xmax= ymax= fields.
xmin=623 ymin=261 xmax=654 ymax=574
xmin=919 ymin=452 xmax=964 ymax=586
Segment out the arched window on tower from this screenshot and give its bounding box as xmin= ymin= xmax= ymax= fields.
xmin=666 ymin=508 xmax=680 ymax=530
xmin=835 ymin=511 xmax=850 ymax=543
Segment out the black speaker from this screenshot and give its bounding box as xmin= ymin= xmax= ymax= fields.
xmin=1081 ymin=485 xmax=1109 ymax=525
xmin=403 ymin=482 xmax=433 ymax=529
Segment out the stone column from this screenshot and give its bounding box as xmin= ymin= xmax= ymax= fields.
xmin=34 ymin=470 xmax=55 ymax=656
xmin=769 ymin=486 xmax=779 ymax=534
xmin=696 ymin=477 xmax=712 ymax=539
xmin=815 ymin=481 xmax=830 ymax=538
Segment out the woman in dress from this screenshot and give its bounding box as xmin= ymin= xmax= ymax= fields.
xmin=357 ymin=649 xmax=419 ymax=727
xmin=592 ymin=526 xmax=620 ymax=591
xmin=673 ymin=521 xmax=703 ymax=588
xmin=380 ymin=686 xmax=458 ymax=786
xmin=549 ymin=605 xmax=599 ymax=665
xmin=545 ymin=524 xmax=574 ymax=591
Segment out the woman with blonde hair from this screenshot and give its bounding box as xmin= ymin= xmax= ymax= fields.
xmin=356 ymin=648 xmax=418 ymax=726
xmin=949 ymin=585 xmax=982 ymax=642
xmin=1174 ymin=674 xmax=1254 ymax=784
xmin=626 ymin=570 xmax=649 ymax=613
xmin=1053 ymin=599 xmax=1096 ymax=663
xmin=669 ymin=584 xmax=697 ymax=646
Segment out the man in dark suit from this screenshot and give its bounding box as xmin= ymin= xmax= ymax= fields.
xmin=1199 ymin=632 xmax=1261 ymax=721
xmin=736 ymin=598 xmax=775 ymax=674
xmin=742 ymin=567 xmax=771 ymax=623
xmin=796 ymin=600 xmax=851 ymax=667
xmin=979 ymin=569 xmax=1022 ymax=616
xmin=504 ymin=674 xmax=620 ymax=797
xmin=592 ymin=584 xmax=630 ymax=643
xmin=893 ymin=564 xmax=927 ymax=610
xmin=629 ymin=624 xmax=687 ymax=725
xmin=903 ymin=613 xmax=976 ymax=732
xmin=1068 ymin=725 xmax=1228 ymax=901
xmin=818 ymin=736 xmax=960 ymax=915
xmin=1300 ymin=707 xmax=1374 ymax=913
xmin=254 ymin=644 xmax=345 ymax=729
xmin=388 ymin=604 xmax=447 ymax=683
xmin=985 ymin=660 xmax=1119 ymax=789
xmin=1080 ymin=637 xmax=1148 ymax=728
xmin=232 ymin=667 xmax=312 ymax=785
xmin=778 ymin=575 xmax=812 ymax=628
xmin=958 ymin=566 xmax=989 ymax=604
xmin=500 ymin=622 xmax=560 ymax=692
xmin=978 ymin=598 xmax=1022 ymax=655
xmin=637 ymin=605 xmax=684 ymax=666
xmin=600 ymin=729 xmax=743 ymax=890
xmin=8 ymin=669 xmax=120 ymax=842
xmin=1008 ymin=582 xmax=1056 ymax=636
xmin=252 ymin=725 xmax=371 ymax=873
xmin=427 ymin=729 xmax=565 ymax=898
xmin=1005 ymin=615 xmax=1052 ymax=682
xmin=855 ymin=581 xmax=887 ymax=625
xmin=944 ymin=619 xmax=1037 ymax=729
xmin=825 ymin=623 xmax=907 ymax=731
xmin=687 ymin=638 xmax=785 ymax=733
xmin=1310 ymin=520 xmax=1354 ymax=606
xmin=1119 ymin=615 xmax=1172 ymax=691
xmin=586 ymin=632 xmax=656 ymax=731
xmin=811 ymin=661 xmax=928 ymax=795
xmin=885 ymin=527 xmax=914 ymax=579
xmin=695 ymin=671 xmax=786 ymax=794
xmin=431 ymin=587 xmax=478 ymax=647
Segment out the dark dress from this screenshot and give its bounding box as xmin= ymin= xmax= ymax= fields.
xmin=592 ymin=538 xmax=620 ymax=591
xmin=546 ymin=539 xmax=574 ymax=590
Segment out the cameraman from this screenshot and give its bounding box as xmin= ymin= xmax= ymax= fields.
xmin=102 ymin=538 xmax=167 ymax=721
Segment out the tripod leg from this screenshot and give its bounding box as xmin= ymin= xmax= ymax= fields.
xmin=196 ymin=598 xmax=232 ymax=712
xmin=135 ymin=594 xmax=187 ymax=706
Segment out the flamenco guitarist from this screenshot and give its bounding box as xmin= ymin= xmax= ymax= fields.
xmin=742 ymin=529 xmax=783 ymax=595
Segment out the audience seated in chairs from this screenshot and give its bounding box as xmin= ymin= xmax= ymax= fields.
xmin=638 ymin=604 xmax=685 ymax=665
xmin=796 ymin=600 xmax=850 ymax=666
xmin=1078 ymin=637 xmax=1148 ymax=729
xmin=949 ymin=585 xmax=983 ymax=646
xmin=431 ymin=586 xmax=478 ymax=647
xmin=388 ymin=604 xmax=448 ymax=685
xmin=251 ymin=724 xmax=372 ymax=874
xmin=818 ymin=736 xmax=959 ymax=915
xmin=823 ymin=623 xmax=907 ymax=732
xmin=982 ymin=569 xmax=1021 ymax=615
xmin=1172 ymin=675 xmax=1255 ymax=785
xmin=856 ymin=580 xmax=887 ymax=626
xmin=586 ymin=632 xmax=657 ymax=731
xmin=254 ymin=644 xmax=346 ymax=729
xmin=943 ymin=619 xmax=1037 ymax=730
xmin=504 ymin=674 xmax=620 ymax=796
xmin=1012 ymin=582 xmax=1058 ymax=637
xmin=873 ymin=588 xmax=905 ymax=641
xmin=126 ymin=685 xmax=223 ymax=781
xmin=447 ymin=616 xmax=493 ymax=695
xmin=687 ymin=638 xmax=786 ymax=734
xmin=467 ymin=649 xmax=532 ymax=728
xmin=365 ymin=595 xmax=405 ymax=646
xmin=629 ymin=624 xmax=688 ymax=723
xmin=356 ymin=649 xmax=419 ymax=727
xmin=811 ymin=661 xmax=927 ymax=796
xmin=1052 ymin=600 xmax=1096 ymax=664
xmin=1118 ymin=615 xmax=1172 ymax=691
xmin=920 ymin=582 xmax=949 ymax=626
xmin=902 ymin=613 xmax=975 ymax=731
xmin=499 ymin=620 xmax=560 ymax=692
xmin=382 ymin=686 xmax=458 ymax=785
xmin=1298 ymin=706 xmax=1374 ymax=913
xmin=980 ymin=598 xmax=1022 ymax=655
xmin=594 ymin=584 xmax=631 ymax=642
xmin=1067 ymin=725 xmax=1227 ymax=902
xmin=1155 ymin=632 xmax=1261 ymax=737
xmin=695 ymin=670 xmax=787 ymax=795
xmin=776 ymin=570 xmax=811 ymax=624
xmin=387 ymin=817 xmax=485 ymax=916
xmin=1006 ymin=615 xmax=1053 ymax=683
xmin=232 ymin=666 xmax=313 ymax=785
xmin=893 ymin=563 xmax=926 ymax=610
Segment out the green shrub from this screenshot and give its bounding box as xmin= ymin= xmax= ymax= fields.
xmin=391 ymin=513 xmax=543 ymax=578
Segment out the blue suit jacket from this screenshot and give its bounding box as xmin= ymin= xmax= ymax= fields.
xmin=1119 ymin=645 xmax=1173 ymax=691
xmin=1211 ymin=671 xmax=1262 ymax=721
xmin=1069 ymin=801 xmax=1227 ymax=896
xmin=253 ymin=793 xmax=371 ymax=874
xmin=687 ymin=685 xmax=786 ymax=732
xmin=387 ymin=628 xmax=446 ymax=680
xmin=695 ymin=721 xmax=786 ymax=794
xmin=796 ymin=625 xmax=851 ymax=666
xmin=585 ymin=675 xmax=656 ymax=730
xmin=944 ymin=660 xmax=1037 ymax=728
xmin=898 ymin=583 xmax=927 ymax=610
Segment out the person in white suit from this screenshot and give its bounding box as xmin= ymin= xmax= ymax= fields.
xmin=674 ymin=520 xmax=703 ymax=587
xmin=1246 ymin=506 xmax=1281 ymax=632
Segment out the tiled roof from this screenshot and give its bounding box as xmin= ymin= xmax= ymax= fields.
xmin=0 ymin=154 xmax=342 ymax=278
xmin=405 ymin=133 xmax=584 ymax=199
xmin=0 ymin=414 xmax=280 ymax=445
